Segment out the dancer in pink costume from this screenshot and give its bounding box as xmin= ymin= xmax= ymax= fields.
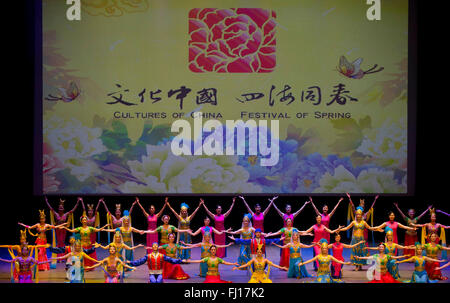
xmin=239 ymin=196 xmax=275 ymax=234
xmin=202 ymin=197 xmax=236 ymax=258
xmin=272 ymin=199 xmax=310 ymax=227
xmin=309 ymin=196 xmax=343 ymax=243
xmin=135 ymin=197 xmax=167 ymax=253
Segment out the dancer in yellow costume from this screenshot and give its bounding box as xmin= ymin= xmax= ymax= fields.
xmin=232 ymin=243 xmax=288 ymax=283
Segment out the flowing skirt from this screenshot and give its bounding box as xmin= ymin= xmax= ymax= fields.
xmin=287 ymin=256 xmax=311 ymax=279
xmin=331 ymin=256 xmax=344 ymax=279
xmin=56 ymin=229 xmax=67 ymax=260
xmin=249 ymin=272 xmax=272 ymax=283
xmin=387 ymin=258 xmax=401 ymax=280
xmin=407 ymin=270 xmax=437 ymax=283
xmin=83 ymin=244 xmax=97 ymax=271
xmin=350 ymin=235 xmax=368 ymax=266
xmin=279 ymin=247 xmax=290 ymax=268
xmin=237 ymin=244 xmax=251 ymax=267
xmin=18 ymin=272 xmax=33 ymax=283
xmin=177 ymin=233 xmax=191 ymax=259
xmin=162 ymin=262 xmax=190 ymax=280
xmin=35 ymin=238 xmax=50 ymax=271
xmin=215 ymin=233 xmax=226 ymax=258
xmin=404 ymin=233 xmax=417 ymax=257
xmin=204 ymin=274 xmax=232 ymax=283
xmin=369 ymin=272 xmax=400 ymax=283
xmin=425 ymin=261 xmax=447 ymax=280
xmin=312 ymin=273 xmax=343 ymax=283
xmin=199 ymin=262 xmax=208 ymax=277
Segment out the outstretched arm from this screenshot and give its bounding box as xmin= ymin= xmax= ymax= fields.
xmin=397 ymin=222 xmax=416 ymax=231
xmin=342 ymin=240 xmax=366 ymax=249
xmin=393 ymin=202 xmax=408 ymax=223
xmin=263 ymin=197 xmax=276 ymax=216
xmin=223 ymin=197 xmax=236 ymax=218
xmin=135 ymin=197 xmax=149 ymax=218
xmin=272 ymin=202 xmax=284 ymax=218
xmin=293 ymin=200 xmax=310 ymax=218
xmin=417 ymin=205 xmax=433 ymax=220
xmin=266 ymin=260 xmax=288 ymax=271
xmin=239 ymin=196 xmax=254 ymax=216
xmin=202 ymin=201 xmax=215 ymax=219
xmin=338 ymin=221 xmax=355 ymax=232
xmin=44 ymin=197 xmax=57 ymax=216
xmin=297 ymin=256 xmax=319 ymax=267
xmin=166 ymin=202 xmax=182 ymax=221
xmin=189 ymin=199 xmax=203 ymax=220
xmin=233 ymin=259 xmax=253 ymax=270
xmin=309 ymin=197 xmax=320 ymax=216
xmin=67 ymin=198 xmax=81 ymax=215
xmin=329 ymin=255 xmax=351 ymax=265
xmin=156 ymin=198 xmax=168 ymax=217
xmin=346 ymin=193 xmax=356 ymax=213
xmin=329 ymin=198 xmax=344 ymax=218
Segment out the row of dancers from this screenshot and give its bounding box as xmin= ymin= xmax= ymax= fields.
xmin=1 ymin=195 xmax=449 ymax=283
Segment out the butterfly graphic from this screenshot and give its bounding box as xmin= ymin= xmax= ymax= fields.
xmin=45 ymin=81 xmax=81 ymax=102
xmin=337 ymin=56 xmax=384 ymax=79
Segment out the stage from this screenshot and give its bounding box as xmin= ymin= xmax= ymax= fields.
xmin=1 ymin=245 xmax=448 ymax=283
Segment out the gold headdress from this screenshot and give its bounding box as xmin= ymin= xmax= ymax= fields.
xmin=87 ymin=204 xmax=94 ymax=211
xmin=115 ymin=204 xmax=121 ymax=211
xmin=39 ymin=209 xmax=46 ymax=219
xmin=430 ymin=208 xmax=436 ymax=216
xmin=20 ymin=229 xmax=27 ymax=241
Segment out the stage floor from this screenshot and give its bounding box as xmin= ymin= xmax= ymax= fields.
xmin=1 ymin=245 xmax=449 ymax=283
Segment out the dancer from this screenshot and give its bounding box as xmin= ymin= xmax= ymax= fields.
xmin=303 ymin=215 xmax=342 ymax=270
xmin=0 ymin=245 xmax=53 ymax=283
xmin=346 ymin=193 xmax=378 ymax=243
xmin=52 ymin=239 xmax=99 ymax=283
xmin=232 ymin=243 xmax=288 ymax=283
xmin=181 ymin=232 xmax=232 ymax=277
xmin=59 ymin=213 xmax=110 ymax=271
xmin=272 ymin=199 xmax=310 ymax=227
xmin=80 ymin=197 xmax=102 ymax=251
xmin=229 ymin=228 xmax=280 ymax=259
xmin=94 ymin=228 xmax=143 ymax=262
xmin=166 ymin=199 xmax=202 ymax=259
xmin=338 ymin=206 xmax=383 ymax=271
xmin=157 ymin=233 xmax=190 ymax=280
xmin=394 ymin=202 xmax=432 ymax=257
xmin=190 ymin=216 xmax=229 ymax=243
xmin=202 ymin=197 xmax=235 ymax=257
xmin=185 ymin=245 xmax=238 ymax=283
xmin=373 ymin=211 xmax=416 ymax=248
xmin=86 ymin=245 xmax=136 ymax=283
xmin=266 ymin=218 xmax=314 ymax=268
xmin=411 ymin=208 xmax=449 ymax=259
xmin=102 ymin=210 xmax=143 ymax=264
xmin=134 ymin=196 xmax=167 ymax=253
xmin=227 ymin=213 xmax=260 ymax=267
xmin=239 ymin=196 xmax=275 ymax=233
xmin=128 ymin=242 xmax=185 ymax=283
xmin=297 ymin=239 xmax=350 ymax=283
xmin=140 ymin=214 xmax=192 ymax=254
xmin=101 ymin=198 xmax=137 ymax=229
xmin=44 ymin=197 xmax=80 ymax=260
xmin=355 ymin=243 xmax=405 ymax=283
xmin=422 ymin=232 xmax=450 ymax=280
xmin=309 ymin=196 xmax=344 ymax=243
xmin=328 ymin=232 xmax=365 ymax=279
xmin=0 ymin=230 xmax=49 ymax=282
xmin=367 ymin=227 xmax=410 ymax=280
xmin=395 ymin=243 xmax=445 ymax=283
xmin=272 ymin=231 xmax=314 ymax=279
xmin=18 ymin=210 xmax=67 ymax=271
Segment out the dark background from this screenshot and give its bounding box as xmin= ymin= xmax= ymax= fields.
xmin=2 ymin=0 xmax=448 ymax=245
xmin=2 ymin=0 xmax=448 ymax=270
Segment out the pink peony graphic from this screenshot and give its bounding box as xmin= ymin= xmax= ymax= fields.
xmin=189 ymin=8 xmax=276 ymax=73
